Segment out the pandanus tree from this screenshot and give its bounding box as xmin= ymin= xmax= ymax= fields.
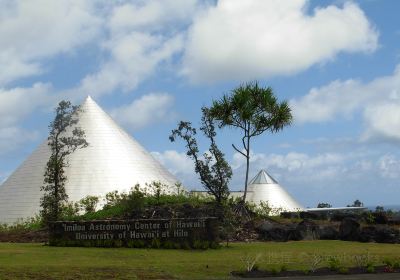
xmin=208 ymin=81 xmax=293 ymax=202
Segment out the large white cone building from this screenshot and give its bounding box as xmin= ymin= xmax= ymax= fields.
xmin=246 ymin=170 xmax=303 ymax=212
xmin=0 ymin=96 xmax=179 ymax=223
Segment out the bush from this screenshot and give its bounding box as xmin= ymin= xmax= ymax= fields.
xmin=151 ymin=239 xmax=161 ymax=248
xmin=366 ymin=264 xmax=375 ymax=273
xmin=338 ymin=267 xmax=349 ymax=274
xmin=60 ymin=202 xmax=80 ymax=220
xmin=327 ymin=257 xmax=341 ymax=271
xmin=0 ymin=215 xmax=43 ymax=232
xmin=193 ymin=240 xmax=209 ymax=250
xmin=79 ymin=195 xmax=99 ymax=214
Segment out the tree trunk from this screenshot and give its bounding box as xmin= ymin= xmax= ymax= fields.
xmin=242 ymin=135 xmax=250 ymax=202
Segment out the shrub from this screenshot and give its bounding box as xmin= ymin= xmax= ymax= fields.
xmin=151 ymin=239 xmax=161 ymax=249
xmin=393 ymin=259 xmax=400 ymax=269
xmin=193 ymin=240 xmax=209 ymax=250
xmin=60 ymin=202 xmax=79 ymax=220
xmin=366 ymin=263 xmax=375 ymax=273
xmin=162 ymin=240 xmax=175 ymax=249
xmin=103 ymin=190 xmax=123 ymax=209
xmin=240 ymin=253 xmax=262 ymax=272
xmin=270 ymin=267 xmax=280 ymax=275
xmin=338 ymin=267 xmax=349 ymax=274
xmin=327 ymin=256 xmax=341 ymax=271
xmin=280 ymin=264 xmax=288 ymax=272
xmin=79 ymin=195 xmax=99 ymax=214
xmin=0 ymin=215 xmax=43 ymax=232
xmin=306 ymin=253 xmax=322 ymax=273
xmin=382 ymin=257 xmax=394 ymax=267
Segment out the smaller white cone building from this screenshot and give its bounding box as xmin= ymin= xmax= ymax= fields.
xmin=0 ymin=96 xmax=179 ymax=223
xmin=246 ymin=170 xmax=303 ymax=212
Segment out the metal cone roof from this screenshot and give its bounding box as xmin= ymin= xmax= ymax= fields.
xmin=248 ymin=170 xmax=278 ymax=184
xmin=247 ymin=170 xmax=303 ymax=212
xmin=0 ymin=96 xmax=179 ymax=223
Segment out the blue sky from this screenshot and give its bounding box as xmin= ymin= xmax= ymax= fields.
xmin=1 ymin=0 xmax=400 ymax=208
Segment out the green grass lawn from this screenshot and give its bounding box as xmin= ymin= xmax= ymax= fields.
xmin=0 ymin=241 xmax=400 ymax=279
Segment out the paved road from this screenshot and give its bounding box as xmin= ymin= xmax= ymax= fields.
xmin=236 ymin=274 xmax=400 ymax=280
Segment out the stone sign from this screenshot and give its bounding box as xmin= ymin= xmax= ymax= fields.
xmin=49 ymin=218 xmax=218 ymax=249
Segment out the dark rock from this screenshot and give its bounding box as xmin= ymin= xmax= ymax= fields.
xmin=331 ymin=212 xmax=360 ymax=222
xmin=287 ymin=224 xmax=302 ymax=241
xmin=373 ymin=212 xmax=389 ymax=224
xmin=360 ymin=225 xmax=400 ymax=243
xmin=280 ymin=212 xmax=300 ymax=219
xmin=359 ymin=226 xmax=377 ymax=242
xmin=374 ymin=226 xmax=400 ymax=243
xmin=296 ymin=219 xmax=320 ymax=240
xmin=388 ymin=213 xmax=400 ymax=225
xmin=262 ymin=226 xmax=290 ymax=241
xmin=299 ymin=211 xmax=319 ymax=220
xmin=256 ymin=220 xmax=290 ymax=241
xmin=339 ymin=217 xmax=360 ymax=241
xmin=319 ymin=225 xmax=339 ymax=240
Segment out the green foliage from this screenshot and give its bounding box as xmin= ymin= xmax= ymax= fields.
xmin=327 ymin=256 xmax=341 ymax=271
xmin=382 ymin=257 xmax=400 ymax=269
xmin=170 ymin=108 xmax=232 ymax=205
xmin=347 ymin=199 xmax=364 ymax=207
xmin=366 ymin=263 xmax=375 ymax=273
xmin=151 ymin=239 xmax=161 ymax=249
xmin=127 ymin=240 xmax=145 ymax=248
xmin=193 ymin=240 xmax=210 ymax=250
xmin=219 ymin=204 xmax=237 ymax=247
xmin=208 ymin=81 xmax=292 ymax=201
xmin=147 ymin=181 xmax=164 ymax=204
xmin=72 ymin=185 xmax=213 ymax=221
xmin=270 ymin=267 xmax=280 ymax=275
xmin=306 ymin=253 xmax=322 ymax=273
xmin=103 ymin=190 xmax=123 ymax=209
xmin=120 ymin=185 xmax=146 ymax=214
xmin=0 ymin=215 xmax=43 ymax=232
xmin=41 ymin=100 xmax=88 ymax=224
xmin=353 ymin=252 xmax=373 ymax=268
xmin=280 ymin=264 xmax=288 ymax=272
xmin=60 ymin=202 xmax=80 ymax=220
xmin=251 ymin=201 xmax=283 ymax=217
xmin=365 ymin=211 xmax=375 ymax=224
xmin=338 ymin=267 xmax=349 ymax=274
xmin=79 ymin=195 xmax=99 ymax=214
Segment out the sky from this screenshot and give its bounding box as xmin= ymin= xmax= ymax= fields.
xmin=1 ymin=0 xmax=400 ymax=208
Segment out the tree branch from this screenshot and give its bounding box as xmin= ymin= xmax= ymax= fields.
xmin=232 ymin=144 xmax=246 ymax=157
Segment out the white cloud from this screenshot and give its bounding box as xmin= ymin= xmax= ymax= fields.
xmin=232 ymin=150 xmax=344 ymax=178
xmin=291 ymin=64 xmax=400 ymax=142
xmin=76 ymin=0 xmax=202 ymax=97
xmin=151 ymin=150 xmax=196 ymax=188
xmin=0 ymin=83 xmax=55 ymax=155
xmin=363 ymin=102 xmax=400 ymax=141
xmin=111 ymin=93 xmax=176 ymax=130
xmin=379 ymin=154 xmax=400 ymax=179
xmin=79 ymin=33 xmax=183 ymax=97
xmin=151 ymin=150 xmax=194 ymax=176
xmin=0 ymin=0 xmax=101 ymax=85
xmin=183 ymin=0 xmax=378 ymax=82
xmin=0 ymin=126 xmax=39 ymax=155
xmin=109 ymin=0 xmax=200 ymax=33
xmin=0 ymin=83 xmax=54 ymax=127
